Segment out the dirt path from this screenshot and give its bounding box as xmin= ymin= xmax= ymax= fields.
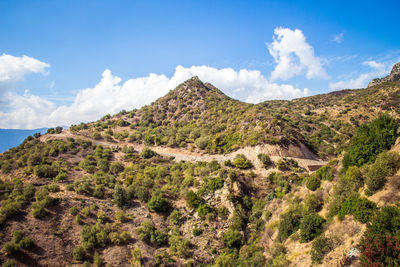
xmin=41 ymin=131 xmax=327 ymax=175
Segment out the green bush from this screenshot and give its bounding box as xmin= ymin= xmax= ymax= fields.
xmin=233 ymin=154 xmax=251 ymax=169
xmin=338 ymin=194 xmax=376 ymax=223
xmin=72 ymin=245 xmax=86 ymax=261
xmin=19 ymin=237 xmax=34 ymax=249
xmin=304 ymin=194 xmax=322 ymax=214
xmin=1 ymin=242 xmax=18 ymax=256
xmin=113 ymin=184 xmax=126 ymax=208
xmin=364 ymin=151 xmax=400 ymax=194
xmin=315 ymin=165 xmax=334 ymax=181
xmin=299 ymin=213 xmax=325 ymax=242
xmin=34 ymin=164 xmax=59 ymax=178
xmin=311 ymin=235 xmax=333 ymax=264
xmin=136 ymin=220 xmax=167 ymax=246
xmin=342 ymin=114 xmax=398 ymax=168
xmin=278 ymin=205 xmax=303 ymax=242
xmin=222 ymin=228 xmax=243 ymax=249
xmin=197 ymin=203 xmax=213 ymax=218
xmin=192 ymin=227 xmax=203 ymax=236
xmin=109 ymin=162 xmax=124 ymax=175
xmin=258 ymin=153 xmax=272 ymax=169
xmin=185 ymin=190 xmax=204 ymax=209
xmin=169 ymin=232 xmax=191 ymax=258
xmin=147 ymin=191 xmax=171 ymax=212
xmin=140 ymin=148 xmax=157 ymax=159
xmin=306 ymin=176 xmax=321 ymax=191
xmin=2 ymin=259 xmax=18 ymax=267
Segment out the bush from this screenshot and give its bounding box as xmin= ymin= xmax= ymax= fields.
xmin=299 ymin=213 xmax=325 ymax=242
xmin=337 ymin=194 xmax=376 ymax=223
xmin=258 ymin=153 xmax=272 ymax=169
xmin=233 ymin=154 xmax=251 ymax=169
xmin=34 ymin=164 xmax=59 ymax=178
xmin=185 ymin=190 xmax=204 ymax=209
xmin=72 ymin=245 xmax=86 ymax=261
xmin=147 ymin=191 xmax=171 ymax=212
xmin=306 ymin=176 xmax=321 ymax=191
xmin=222 ymin=228 xmax=243 ymax=249
xmin=109 ymin=162 xmax=124 ymax=175
xmin=311 ymin=235 xmax=333 ymax=264
xmin=343 ymin=114 xmax=398 ymax=168
xmin=19 ymin=237 xmax=34 ymax=249
xmin=113 ymin=184 xmax=126 ymax=208
xmin=304 ymin=194 xmax=322 ymax=214
xmin=315 ymin=165 xmax=334 ymax=181
xmin=136 ymin=220 xmax=167 ymax=246
xmin=1 ymin=242 xmax=18 ymax=256
xmin=193 ymin=227 xmax=203 ymax=236
xmin=278 ymin=205 xmax=302 ymax=242
xmin=197 ymin=203 xmax=213 ymax=219
xmin=364 ymin=151 xmax=400 ymax=194
xmin=2 ymin=260 xmax=18 ymax=267
xmin=359 ymin=206 xmax=400 ymax=266
xmin=140 ymin=148 xmax=157 ymax=159
xmin=169 ymin=232 xmax=191 ymax=258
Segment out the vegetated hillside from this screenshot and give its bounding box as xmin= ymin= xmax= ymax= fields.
xmin=69 ymin=76 xmax=400 ymax=160
xmin=0 ymin=74 xmax=400 ymax=266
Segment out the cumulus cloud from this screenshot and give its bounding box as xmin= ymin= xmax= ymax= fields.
xmin=0 ymin=65 xmax=310 ymax=129
xmin=0 ymin=54 xmax=49 ymax=83
xmin=332 ymin=32 xmax=344 ymax=44
xmin=329 ymin=60 xmax=389 ymax=91
xmin=267 ymin=27 xmax=328 ymax=81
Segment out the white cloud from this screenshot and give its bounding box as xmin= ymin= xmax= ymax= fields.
xmin=329 ymin=60 xmax=389 ymax=91
xmin=0 ymin=65 xmax=310 ymax=129
xmin=0 ymin=54 xmax=49 ymax=83
xmin=267 ymin=27 xmax=328 ymax=81
xmin=332 ymin=32 xmax=344 ymax=44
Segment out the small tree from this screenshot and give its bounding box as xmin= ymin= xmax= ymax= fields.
xmin=299 ymin=213 xmax=325 ymax=242
xmin=113 ymin=184 xmax=126 ymax=208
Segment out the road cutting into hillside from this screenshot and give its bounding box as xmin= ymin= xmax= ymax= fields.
xmin=41 ymin=131 xmax=327 ymax=175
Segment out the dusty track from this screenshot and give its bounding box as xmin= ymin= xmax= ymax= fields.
xmin=41 ymin=131 xmax=327 ymax=176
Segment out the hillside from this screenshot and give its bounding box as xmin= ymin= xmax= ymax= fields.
xmin=0 ymin=72 xmax=400 ymax=266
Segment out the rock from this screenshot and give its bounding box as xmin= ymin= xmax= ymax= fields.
xmin=368 ymin=62 xmax=400 ymax=87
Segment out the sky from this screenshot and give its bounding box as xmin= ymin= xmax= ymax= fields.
xmin=0 ymin=0 xmax=400 ymax=129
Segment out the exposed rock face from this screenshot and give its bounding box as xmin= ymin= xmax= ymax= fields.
xmin=368 ymin=62 xmax=400 ymax=87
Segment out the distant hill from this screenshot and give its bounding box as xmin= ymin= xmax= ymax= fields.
xmin=0 ymin=128 xmax=47 ymax=153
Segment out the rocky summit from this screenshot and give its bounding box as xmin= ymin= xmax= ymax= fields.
xmin=368 ymin=61 xmax=400 ymax=87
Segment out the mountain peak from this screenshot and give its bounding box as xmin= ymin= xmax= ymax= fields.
xmin=368 ymin=61 xmax=400 ymax=87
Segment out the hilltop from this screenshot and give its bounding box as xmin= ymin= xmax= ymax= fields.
xmin=0 ymin=71 xmax=400 ymax=266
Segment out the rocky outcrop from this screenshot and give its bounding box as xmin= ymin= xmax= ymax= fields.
xmin=368 ymin=62 xmax=400 ymax=87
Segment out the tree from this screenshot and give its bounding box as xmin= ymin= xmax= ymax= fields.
xmin=113 ymin=184 xmax=126 ymax=208
xmin=299 ymin=213 xmax=325 ymax=242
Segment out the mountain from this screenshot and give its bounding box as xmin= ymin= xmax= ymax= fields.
xmin=0 ymin=69 xmax=400 ymax=266
xmin=368 ymin=62 xmax=400 ymax=87
xmin=0 ymin=128 xmax=47 ymax=153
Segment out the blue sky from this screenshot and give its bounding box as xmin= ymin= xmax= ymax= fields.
xmin=0 ymin=0 xmax=399 ymax=129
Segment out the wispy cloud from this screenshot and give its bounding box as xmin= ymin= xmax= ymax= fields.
xmin=332 ymin=32 xmax=344 ymax=44
xmin=329 ymin=60 xmax=390 ymax=91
